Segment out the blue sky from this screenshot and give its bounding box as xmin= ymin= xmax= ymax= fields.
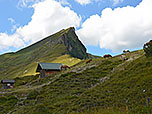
xmin=0 ymin=0 xmax=151 ymax=56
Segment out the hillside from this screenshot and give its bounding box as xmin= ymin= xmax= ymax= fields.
xmin=1 ymin=49 xmax=152 ymax=114
xmin=0 ymin=27 xmax=88 ymax=80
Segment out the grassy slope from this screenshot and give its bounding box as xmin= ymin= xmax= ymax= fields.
xmin=0 ymin=44 xmax=68 ymax=79
xmin=1 ymin=49 xmax=152 ymax=114
xmin=0 ymin=27 xmax=87 ymax=80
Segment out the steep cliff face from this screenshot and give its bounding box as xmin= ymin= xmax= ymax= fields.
xmin=0 ymin=27 xmax=88 ymax=79
xmin=61 ymin=27 xmax=88 ymax=59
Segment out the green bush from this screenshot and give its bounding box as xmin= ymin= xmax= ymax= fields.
xmin=143 ymin=40 xmax=152 ymax=57
xmin=27 ymin=90 xmax=39 ymax=100
xmin=33 ymin=104 xmax=49 ymax=114
xmin=6 ymin=96 xmax=18 ymax=105
xmin=0 ymin=105 xmax=4 ymax=112
xmin=0 ymin=96 xmax=7 ymax=105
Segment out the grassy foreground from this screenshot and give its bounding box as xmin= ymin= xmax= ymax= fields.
xmin=0 ymin=50 xmax=152 ymax=114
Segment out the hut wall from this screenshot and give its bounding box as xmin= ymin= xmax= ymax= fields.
xmin=45 ymin=71 xmax=60 ymax=76
xmin=40 ymin=70 xmax=60 ymax=78
xmin=3 ymin=84 xmax=8 ymax=89
xmin=2 ymin=83 xmax=14 ymax=89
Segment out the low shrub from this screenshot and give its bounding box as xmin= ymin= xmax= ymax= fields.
xmin=27 ymin=90 xmax=39 ymax=100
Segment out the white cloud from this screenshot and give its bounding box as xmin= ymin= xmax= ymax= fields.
xmin=8 ymin=18 xmax=15 ymax=24
xmin=58 ymin=0 xmax=71 ymax=7
xmin=75 ymin=0 xmax=123 ymax=5
xmin=75 ymin=0 xmax=91 ymax=5
xmin=8 ymin=18 xmax=20 ymax=32
xmin=0 ymin=33 xmax=25 ymax=50
xmin=0 ymin=0 xmax=81 ymax=51
xmin=11 ymin=25 xmax=19 ymax=32
xmin=77 ymin=0 xmax=152 ymax=52
xmin=113 ymin=0 xmax=124 ymax=5
xmin=16 ymin=0 xmax=81 ymax=43
xmin=17 ymin=0 xmax=44 ymax=8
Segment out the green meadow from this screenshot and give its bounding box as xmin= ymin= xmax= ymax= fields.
xmin=1 ymin=49 xmax=152 ymax=114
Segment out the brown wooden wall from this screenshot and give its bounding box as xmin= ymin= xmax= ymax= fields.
xmin=40 ymin=70 xmax=60 ymax=78
xmin=45 ymin=71 xmax=59 ymax=76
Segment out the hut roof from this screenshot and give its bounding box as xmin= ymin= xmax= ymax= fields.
xmin=1 ymin=80 xmax=15 ymax=84
xmin=36 ymin=63 xmax=62 ymax=72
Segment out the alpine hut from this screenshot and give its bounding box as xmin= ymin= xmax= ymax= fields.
xmin=36 ymin=63 xmax=62 ymax=78
xmin=1 ymin=80 xmax=15 ymax=89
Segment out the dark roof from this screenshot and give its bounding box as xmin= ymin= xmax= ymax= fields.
xmin=1 ymin=80 xmax=15 ymax=84
xmin=36 ymin=63 xmax=62 ymax=72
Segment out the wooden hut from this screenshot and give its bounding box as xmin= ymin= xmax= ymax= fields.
xmin=36 ymin=63 xmax=62 ymax=78
xmin=1 ymin=80 xmax=15 ymax=89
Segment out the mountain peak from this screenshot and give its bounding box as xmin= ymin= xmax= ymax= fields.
xmin=16 ymin=27 xmax=88 ymax=59
xmin=55 ymin=27 xmax=88 ymax=59
xmin=0 ymin=27 xmax=88 ymax=79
